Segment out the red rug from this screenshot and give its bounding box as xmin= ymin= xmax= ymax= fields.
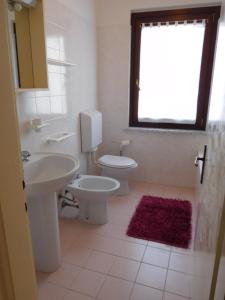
xmin=127 ymin=195 xmax=192 ymax=248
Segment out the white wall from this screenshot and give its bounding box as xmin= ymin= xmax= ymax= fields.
xmin=16 ymin=0 xmax=97 ymax=174
xmin=96 ymin=0 xmax=218 ymax=187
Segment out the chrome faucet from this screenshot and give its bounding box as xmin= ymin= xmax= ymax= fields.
xmin=75 ymin=173 xmax=81 ymax=179
xmin=21 ymin=150 xmax=31 ymax=162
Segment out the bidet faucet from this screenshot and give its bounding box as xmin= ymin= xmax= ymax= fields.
xmin=21 ymin=150 xmax=31 ymax=162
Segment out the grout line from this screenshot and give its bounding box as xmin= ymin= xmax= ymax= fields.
xmin=41 ymin=275 xmax=182 ymax=300
xmin=62 ymin=259 xmax=140 ymax=284
xmin=63 ymin=246 xmax=144 ymax=265
xmin=163 ymin=249 xmax=172 ymax=299
xmin=128 ymin=243 xmax=148 ymax=299
xmin=128 ymin=282 xmax=136 ymax=300
xmin=66 ymin=221 xmax=159 ymax=247
xmin=163 ymin=291 xmax=191 ymax=299
xmin=94 ymin=273 xmax=108 ymax=300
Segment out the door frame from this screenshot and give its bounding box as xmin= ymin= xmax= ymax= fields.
xmin=0 ymin=0 xmax=37 ymax=299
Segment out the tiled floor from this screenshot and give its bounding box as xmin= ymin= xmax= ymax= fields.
xmin=37 ymin=181 xmax=196 ymax=300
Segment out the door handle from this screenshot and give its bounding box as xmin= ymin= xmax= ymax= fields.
xmin=22 ymin=180 xmax=26 ymax=190
xmin=195 ymin=156 xmax=204 ymax=167
xmin=136 ymin=79 xmax=141 ymax=91
xmin=195 ymin=145 xmax=207 ymax=184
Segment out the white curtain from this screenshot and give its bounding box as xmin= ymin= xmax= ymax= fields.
xmin=138 ymin=21 xmax=206 ymax=123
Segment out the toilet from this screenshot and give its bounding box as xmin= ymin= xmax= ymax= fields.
xmin=98 ymin=155 xmax=137 ymax=195
xmin=80 ymin=111 xmax=138 ymax=196
xmin=67 ymin=175 xmax=120 ymax=224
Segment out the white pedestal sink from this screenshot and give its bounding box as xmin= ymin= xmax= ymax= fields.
xmin=23 ymin=152 xmax=79 ymax=272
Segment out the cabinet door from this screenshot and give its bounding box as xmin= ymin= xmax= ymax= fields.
xmin=15 ymin=0 xmax=48 ymax=89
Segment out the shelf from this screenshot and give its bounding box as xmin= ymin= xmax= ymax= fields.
xmin=33 ymin=123 xmax=50 ymax=131
xmin=47 ymin=58 xmax=77 ymax=67
xmin=47 ymin=132 xmax=75 ymax=142
xmin=28 ymin=119 xmax=50 ymax=132
xmin=15 ymin=88 xmax=49 ymax=93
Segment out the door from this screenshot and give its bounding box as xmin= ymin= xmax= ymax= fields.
xmin=0 ymin=0 xmax=37 ymax=299
xmin=192 ymin=1 xmax=225 ymax=299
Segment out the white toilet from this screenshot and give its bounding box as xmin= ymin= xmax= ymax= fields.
xmin=98 ymin=155 xmax=137 ymax=195
xmin=67 ymin=175 xmax=120 ymax=224
xmin=80 ymin=111 xmax=138 ymax=195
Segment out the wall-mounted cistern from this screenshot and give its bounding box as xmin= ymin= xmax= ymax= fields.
xmin=80 ymin=111 xmax=138 ymax=195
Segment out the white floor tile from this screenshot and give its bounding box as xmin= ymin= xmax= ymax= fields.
xmin=164 ymin=292 xmax=190 ymax=300
xmin=97 ymin=276 xmax=133 ymax=300
xmin=108 ymin=256 xmax=140 ymax=281
xmin=63 ymin=246 xmax=92 ymax=267
xmin=36 ymin=272 xmax=48 ymax=287
xmin=84 ymin=251 xmax=115 ymax=274
xmin=44 ymin=263 xmax=81 ymax=288
xmin=38 ymin=282 xmax=67 ymax=300
xmin=143 ymin=247 xmax=170 ymax=268
xmin=89 ymin=235 xmax=145 ymax=261
xmin=125 ymin=235 xmax=148 ymax=245
xmin=108 ymin=211 xmax=132 ymax=226
xmin=59 ymin=221 xmax=82 ymax=254
xmin=148 ymin=241 xmax=172 ymax=251
xmin=147 ymin=183 xmax=166 ymax=197
xmin=110 ymin=239 xmax=145 ymax=261
xmin=74 ymin=232 xmax=103 ymax=249
xmin=95 ymin=222 xmax=147 ymax=245
xmin=70 ymin=269 xmax=105 ymax=297
xmin=130 ymin=284 xmax=163 ymax=300
xmin=169 ymin=253 xmax=193 ymax=274
xmin=165 ymin=270 xmax=191 ymax=298
xmin=162 ymin=186 xmax=182 ymax=199
xmin=64 ymin=290 xmax=94 ymax=300
xmin=136 ymin=263 xmax=167 ymax=290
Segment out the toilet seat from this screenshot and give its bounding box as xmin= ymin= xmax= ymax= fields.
xmin=98 ymin=155 xmax=137 ymax=169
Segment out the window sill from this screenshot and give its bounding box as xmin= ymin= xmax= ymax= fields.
xmin=125 ymin=127 xmax=208 ymax=135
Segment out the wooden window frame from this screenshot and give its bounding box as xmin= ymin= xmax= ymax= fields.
xmin=129 ymin=6 xmax=221 ymax=130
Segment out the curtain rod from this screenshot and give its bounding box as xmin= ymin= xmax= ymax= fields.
xmin=141 ymin=19 xmax=207 ymax=27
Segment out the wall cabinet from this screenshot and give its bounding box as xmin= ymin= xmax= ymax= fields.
xmin=13 ymin=0 xmax=48 ymax=89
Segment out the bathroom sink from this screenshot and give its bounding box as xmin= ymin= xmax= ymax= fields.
xmin=23 ymin=152 xmax=79 ymax=196
xmin=23 ymin=152 xmax=79 ymax=273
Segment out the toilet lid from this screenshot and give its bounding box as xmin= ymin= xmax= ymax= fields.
xmin=98 ymin=155 xmax=137 ymax=168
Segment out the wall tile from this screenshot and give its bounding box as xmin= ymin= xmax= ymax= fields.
xmin=16 ymin=0 xmax=97 ymax=174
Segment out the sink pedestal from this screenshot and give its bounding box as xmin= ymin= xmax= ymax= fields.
xmin=27 ymin=192 xmax=61 ymax=272
xmin=23 ymin=152 xmax=80 ymax=272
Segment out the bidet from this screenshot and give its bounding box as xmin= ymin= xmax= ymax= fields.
xmin=67 ymin=175 xmax=120 ymax=224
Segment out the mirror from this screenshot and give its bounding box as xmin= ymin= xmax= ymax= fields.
xmin=8 ymin=0 xmax=48 ymax=89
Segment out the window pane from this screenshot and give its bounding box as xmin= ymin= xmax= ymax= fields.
xmin=138 ymin=23 xmax=205 ymax=123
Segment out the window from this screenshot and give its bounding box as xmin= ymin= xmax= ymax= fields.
xmin=129 ymin=7 xmax=220 ymax=130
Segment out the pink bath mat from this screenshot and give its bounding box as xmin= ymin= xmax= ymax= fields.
xmin=127 ymin=195 xmax=192 ymax=249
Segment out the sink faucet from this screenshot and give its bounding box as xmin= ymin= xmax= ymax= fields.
xmin=21 ymin=150 xmax=31 ymax=162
